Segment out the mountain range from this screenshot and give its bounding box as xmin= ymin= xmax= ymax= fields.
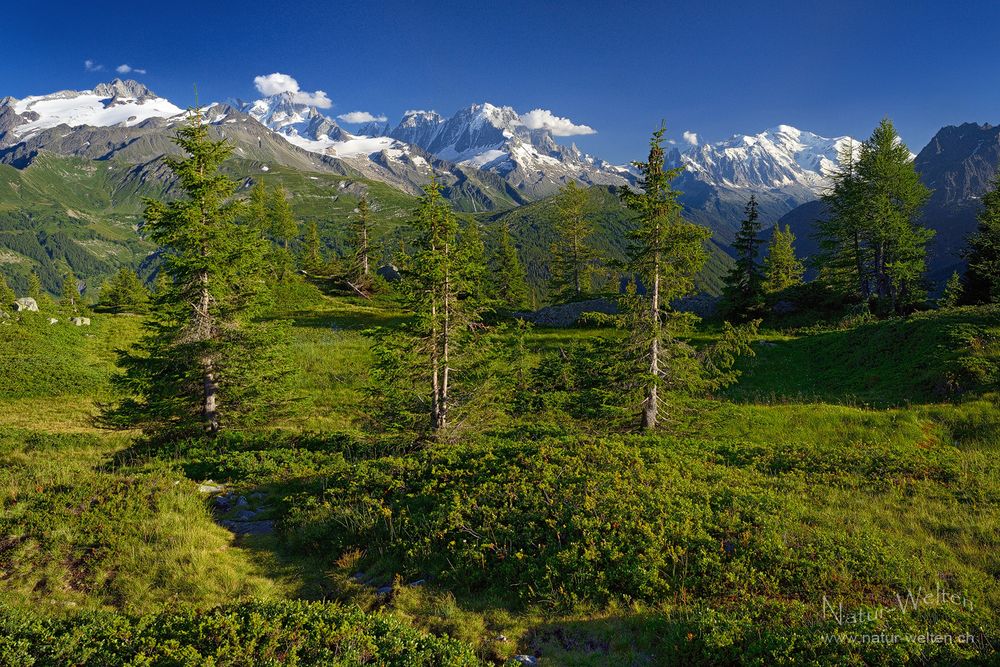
xmin=0 ymin=78 xmax=996 ymax=297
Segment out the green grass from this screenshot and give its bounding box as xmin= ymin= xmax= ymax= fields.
xmin=1 ymin=286 xmax=998 ymax=664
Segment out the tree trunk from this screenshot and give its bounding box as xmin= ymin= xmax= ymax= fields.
xmin=440 ymin=262 xmax=450 ymax=431
xmin=361 ymin=226 xmax=369 ymax=277
xmin=430 ymin=295 xmax=441 ymax=431
xmin=641 ymin=251 xmax=660 ymax=430
xmin=196 ymin=269 xmax=219 ymax=434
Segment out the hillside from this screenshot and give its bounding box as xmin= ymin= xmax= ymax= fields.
xmin=1 ymin=285 xmax=997 ymax=664
xmin=483 ymin=185 xmax=734 ymax=302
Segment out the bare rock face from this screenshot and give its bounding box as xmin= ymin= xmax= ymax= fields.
xmin=13 ymin=297 xmax=38 ymax=312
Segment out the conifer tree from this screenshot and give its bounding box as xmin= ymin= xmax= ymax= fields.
xmin=99 ymin=268 xmax=151 ymax=314
xmin=353 ymin=196 xmax=374 ymax=281
xmin=489 ymin=224 xmax=530 ymax=311
xmin=0 ymin=273 xmax=14 ymax=311
xmin=721 ymin=195 xmax=765 ymax=318
xmin=61 ymin=265 xmax=80 ymax=313
xmin=818 ymin=120 xmax=932 ymax=313
xmin=762 ymin=225 xmax=805 ymax=294
xmin=27 ymin=271 xmax=43 ymax=301
xmin=26 ymin=270 xmax=52 ymax=310
xmin=268 ymin=185 xmax=298 ymax=280
xmin=551 ymin=181 xmax=598 ymax=300
xmin=939 ymin=271 xmax=963 ymax=308
xmin=301 ymin=220 xmax=324 ymax=273
xmin=619 ymin=126 xmax=712 ymax=430
xmin=405 ymin=182 xmax=482 ymax=433
xmin=104 ymin=111 xmax=293 ymax=437
xmin=963 ymin=172 xmax=1000 ymax=304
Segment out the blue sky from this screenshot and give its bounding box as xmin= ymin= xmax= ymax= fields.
xmin=6 ymin=0 xmax=1000 ymax=163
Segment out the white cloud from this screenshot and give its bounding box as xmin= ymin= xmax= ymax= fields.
xmin=253 ymin=72 xmax=332 ymax=108
xmin=84 ymin=60 xmax=103 ymax=72
xmin=519 ymin=108 xmax=596 ymax=136
xmin=116 ymin=64 xmax=147 ymax=75
xmin=682 ymin=130 xmax=699 ymax=146
xmin=337 ymin=111 xmax=387 ymax=124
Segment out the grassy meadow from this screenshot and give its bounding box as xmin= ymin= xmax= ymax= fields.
xmin=0 ymin=283 xmax=998 ymax=665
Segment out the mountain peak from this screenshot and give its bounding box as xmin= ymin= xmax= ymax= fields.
xmin=93 ymin=79 xmax=156 ymax=102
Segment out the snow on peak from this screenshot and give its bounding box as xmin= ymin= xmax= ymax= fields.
xmin=6 ymin=80 xmax=184 ymax=139
xmin=682 ymin=125 xmax=859 ymax=192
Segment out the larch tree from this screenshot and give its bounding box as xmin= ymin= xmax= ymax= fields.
xmin=489 ymin=224 xmax=530 ymax=311
xmin=268 ymin=185 xmax=298 ymax=280
xmin=963 ymin=172 xmax=1000 ymax=304
xmin=939 ymin=271 xmax=964 ymax=308
xmin=762 ymin=225 xmax=805 ymax=294
xmin=301 ymin=220 xmax=324 ymax=273
xmin=104 ymin=110 xmax=293 ymax=438
xmin=353 ymin=196 xmax=374 ymax=282
xmin=60 ymin=265 xmax=80 ymax=314
xmin=404 ymin=182 xmax=484 ymax=433
xmin=551 ymin=180 xmax=598 ymax=301
xmin=721 ymin=195 xmax=765 ymax=319
xmin=99 ymin=268 xmax=151 ymax=314
xmin=0 ymin=273 xmax=14 ymax=311
xmin=619 ymin=126 xmax=712 ymax=430
xmin=818 ymin=120 xmax=933 ymax=313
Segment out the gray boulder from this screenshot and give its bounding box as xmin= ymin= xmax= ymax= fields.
xmin=514 ymin=298 xmax=617 ymax=328
xmin=13 ymin=297 xmax=38 ymax=312
xmin=376 ymin=264 xmax=401 ymax=282
xmin=69 ymin=317 xmax=91 ymax=326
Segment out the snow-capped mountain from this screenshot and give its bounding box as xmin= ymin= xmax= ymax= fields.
xmin=0 ymin=79 xmax=186 ymax=140
xmin=679 ymin=125 xmax=856 ymax=193
xmin=387 ymin=103 xmax=632 ymax=195
xmin=667 ymin=125 xmax=859 ymax=240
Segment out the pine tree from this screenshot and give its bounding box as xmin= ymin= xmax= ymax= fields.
xmin=817 ymin=120 xmax=932 ymax=313
xmin=721 ymin=195 xmax=765 ymax=319
xmin=939 ymin=271 xmax=964 ymax=308
xmin=963 ymin=172 xmax=1000 ymax=304
xmin=818 ymin=139 xmax=867 ymax=298
xmin=61 ymin=265 xmax=80 ymax=313
xmin=489 ymin=224 xmax=530 ymax=311
xmin=0 ymin=273 xmax=14 ymax=311
xmin=99 ymin=268 xmax=151 ymax=314
xmin=762 ymin=225 xmax=805 ymax=294
xmin=619 ymin=126 xmax=712 ymax=430
xmin=103 ymin=111 xmax=293 ymax=437
xmin=551 ymin=181 xmax=598 ymax=301
xmin=301 ymin=220 xmax=324 ymax=273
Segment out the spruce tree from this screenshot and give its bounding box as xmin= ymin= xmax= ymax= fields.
xmin=551 ymin=181 xmax=598 ymax=301
xmin=762 ymin=225 xmax=805 ymax=294
xmin=103 ymin=111 xmax=293 ymax=437
xmin=489 ymin=224 xmax=530 ymax=311
xmin=963 ymin=172 xmax=1000 ymax=304
xmin=818 ymin=120 xmax=932 ymax=313
xmin=619 ymin=126 xmax=712 ymax=430
xmin=301 ymin=220 xmax=324 ymax=273
xmin=721 ymin=195 xmax=765 ymax=319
